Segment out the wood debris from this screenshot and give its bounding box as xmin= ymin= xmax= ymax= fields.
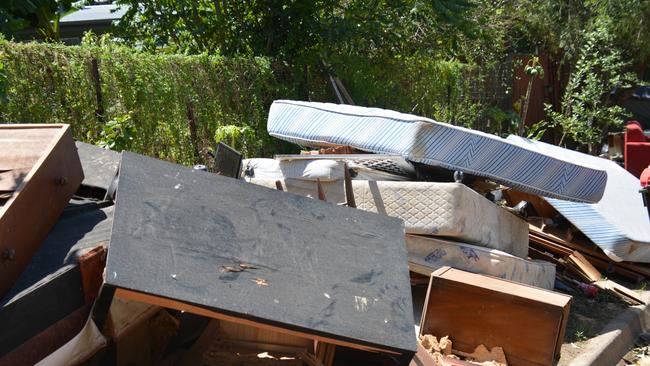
xmin=252 ymin=278 xmax=269 ymax=286
xmin=239 ymin=263 xmax=259 ymax=270
xmin=418 ymin=334 xmax=507 ymax=366
xmin=457 ymin=344 xmax=507 ymax=366
xmin=528 ymin=223 xmax=645 ymax=305
xmin=221 ymin=266 xmax=243 ymax=273
xmin=420 ymin=334 xmax=452 ymax=356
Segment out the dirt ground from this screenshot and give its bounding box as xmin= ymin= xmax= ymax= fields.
xmin=557 ymin=278 xmax=648 ymax=366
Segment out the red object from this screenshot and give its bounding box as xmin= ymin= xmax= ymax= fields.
xmin=578 ymin=283 xmax=599 ymax=298
xmin=624 ymin=121 xmax=650 ymax=178
xmin=641 ymin=165 xmax=650 ymax=188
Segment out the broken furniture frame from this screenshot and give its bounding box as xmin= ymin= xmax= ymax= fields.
xmin=89 ymin=285 xmax=410 ymax=366
xmin=0 ymin=124 xmax=83 ymax=297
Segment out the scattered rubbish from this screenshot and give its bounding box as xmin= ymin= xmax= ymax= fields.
xmin=3 ymin=97 xmax=650 ymax=366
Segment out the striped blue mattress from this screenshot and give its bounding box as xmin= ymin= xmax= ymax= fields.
xmin=507 ymin=136 xmax=650 ymax=263
xmin=268 ymin=100 xmax=607 ymax=203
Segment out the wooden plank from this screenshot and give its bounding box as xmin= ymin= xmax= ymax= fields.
xmin=529 ymin=234 xmax=573 ymax=256
xmin=528 ymin=247 xmax=564 ymax=267
xmin=343 ymin=163 xmax=356 ymax=208
xmin=421 ymin=267 xmax=571 ymax=366
xmin=529 ymin=233 xmax=642 ymax=281
xmin=531 ymin=224 xmax=650 ymax=279
xmin=530 ymin=224 xmax=603 ymax=259
xmin=594 ymin=280 xmax=644 ymax=305
xmin=105 ymin=151 xmax=415 ymax=361
xmin=316 ymin=178 xmax=327 ymax=201
xmin=0 ymin=124 xmax=84 ymax=297
xmin=79 ymin=245 xmax=107 ymax=303
xmin=115 ymin=288 xmax=400 ymax=355
xmin=567 ymin=251 xmax=602 ymax=282
xmin=0 ymin=304 xmax=91 ymax=365
xmin=503 ymin=189 xmax=558 ymax=218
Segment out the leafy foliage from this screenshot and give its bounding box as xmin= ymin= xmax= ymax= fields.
xmin=97 ymin=111 xmax=135 ymax=151
xmin=0 ymin=0 xmax=80 ymax=41
xmin=114 ymin=0 xmax=477 ymax=60
xmin=533 ymin=25 xmax=637 ymax=152
xmin=0 ymin=37 xmax=282 ymax=164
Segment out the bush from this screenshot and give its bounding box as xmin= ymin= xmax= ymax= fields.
xmin=0 ymin=37 xmax=281 ymax=164
xmin=0 ymin=37 xmax=502 ymax=164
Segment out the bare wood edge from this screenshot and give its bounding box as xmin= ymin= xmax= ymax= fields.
xmin=417 ymin=267 xmax=445 ymax=337
xmin=316 ymin=178 xmax=327 ymax=201
xmin=0 ymin=125 xmax=71 ymax=216
xmin=114 ymin=288 xmax=401 ymax=355
xmin=343 ymin=163 xmax=356 ymax=208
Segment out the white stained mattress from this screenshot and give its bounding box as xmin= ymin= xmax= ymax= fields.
xmin=242 ymin=157 xmax=410 ymax=182
xmin=242 ymin=158 xmax=346 ymax=181
xmin=246 ymin=178 xmax=529 ymax=258
xmin=267 ymin=100 xmax=607 ymax=203
xmin=353 ymin=181 xmax=529 ymax=258
xmin=406 ymin=235 xmax=556 ymax=290
xmin=246 ymin=178 xmax=348 ymax=204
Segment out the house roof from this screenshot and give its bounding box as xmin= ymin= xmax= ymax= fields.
xmin=60 ymin=4 xmax=127 ymax=25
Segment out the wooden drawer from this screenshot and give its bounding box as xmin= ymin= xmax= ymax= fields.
xmin=420 ymin=266 xmax=572 ymax=366
xmin=0 ymin=124 xmax=83 ymax=297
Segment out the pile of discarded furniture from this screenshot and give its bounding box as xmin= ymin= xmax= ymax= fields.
xmin=1 ymin=101 xmax=649 ymax=366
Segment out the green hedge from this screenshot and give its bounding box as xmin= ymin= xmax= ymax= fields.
xmin=0 ymin=39 xmax=288 ymax=164
xmin=0 ymin=39 xmax=504 ymax=165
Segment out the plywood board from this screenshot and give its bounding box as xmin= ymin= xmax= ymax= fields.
xmin=106 ymin=152 xmax=415 ymax=358
xmin=75 ymin=142 xmax=120 ymax=193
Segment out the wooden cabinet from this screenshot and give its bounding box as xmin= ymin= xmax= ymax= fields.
xmin=420 ymin=267 xmax=572 ymax=366
xmin=0 ymin=124 xmax=83 ymax=297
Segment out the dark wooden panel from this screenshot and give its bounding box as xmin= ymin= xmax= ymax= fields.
xmin=75 ymin=141 xmax=120 ymax=194
xmin=106 ymin=152 xmax=415 ymax=357
xmin=0 ymin=124 xmax=84 ymax=297
xmin=421 ymin=267 xmax=571 ymax=366
xmin=0 ymin=303 xmax=91 ymax=365
xmin=0 ymin=266 xmax=84 ymax=356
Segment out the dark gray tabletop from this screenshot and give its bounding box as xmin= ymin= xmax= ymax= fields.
xmin=106 ymin=152 xmax=415 ymax=355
